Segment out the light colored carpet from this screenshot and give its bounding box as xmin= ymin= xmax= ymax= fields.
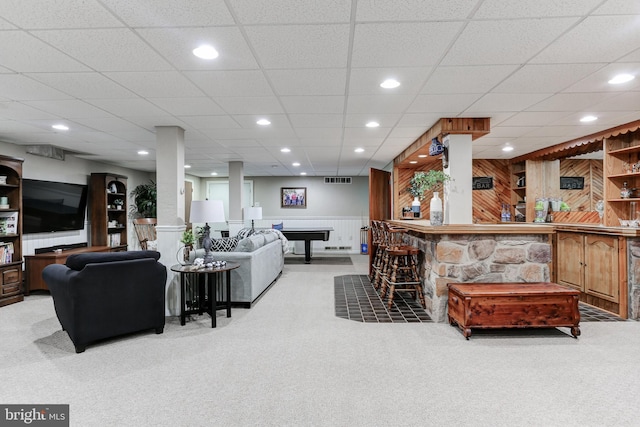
xmin=1 ymin=254 xmax=639 ymax=427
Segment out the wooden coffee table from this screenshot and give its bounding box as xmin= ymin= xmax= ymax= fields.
xmin=447 ymin=282 xmax=581 ymax=339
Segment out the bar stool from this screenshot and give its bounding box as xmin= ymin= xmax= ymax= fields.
xmin=372 ymin=222 xmax=408 ymax=290
xmin=380 ymin=245 xmax=425 ymax=309
xmin=369 ymin=220 xmax=384 ymax=281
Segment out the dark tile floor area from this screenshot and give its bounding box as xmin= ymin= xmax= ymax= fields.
xmin=334 ymin=275 xmax=626 ymax=323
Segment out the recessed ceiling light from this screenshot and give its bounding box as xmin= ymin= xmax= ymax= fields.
xmin=300 ymin=172 xmax=307 ymax=176
xmin=366 ymin=121 xmax=380 ymax=128
xmin=354 ymin=148 xmax=364 ymax=153
xmin=608 ymin=74 xmax=635 ymax=85
xmin=380 ymin=79 xmax=401 ymax=89
xmin=193 ymin=44 xmax=218 ymax=60
xmin=280 ymin=148 xmax=291 ymax=153
xmin=52 ymin=124 xmax=69 ymax=131
xmin=184 ymin=164 xmax=191 ymax=169
xmin=409 ymin=160 xmax=418 ymax=164
xmin=138 ymin=150 xmax=149 ymax=155
xmin=502 ymin=146 xmax=514 ymax=152
xmin=418 ymin=154 xmax=427 ymax=158
xmin=292 ymin=162 xmax=300 ymax=167
xmin=256 ymin=118 xmax=271 ymax=126
xmin=580 ymin=115 xmax=598 ymax=123
xmin=211 ymin=172 xmax=218 ymax=176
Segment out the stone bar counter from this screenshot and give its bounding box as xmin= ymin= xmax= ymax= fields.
xmin=386 ymin=220 xmax=555 ymax=322
xmin=386 ymin=220 xmax=640 ymax=321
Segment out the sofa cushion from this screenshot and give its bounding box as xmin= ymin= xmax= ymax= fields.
xmin=66 ymin=250 xmax=160 ymax=271
xmin=211 ymin=236 xmax=239 ymax=252
xmin=235 ymin=234 xmax=265 ymax=252
xmin=262 ymin=232 xmax=278 ymax=244
xmin=236 ymin=228 xmax=253 ymax=240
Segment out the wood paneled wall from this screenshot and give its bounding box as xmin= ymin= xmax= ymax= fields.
xmin=395 ymin=159 xmax=511 ymax=223
xmin=559 ymin=159 xmax=603 ymax=212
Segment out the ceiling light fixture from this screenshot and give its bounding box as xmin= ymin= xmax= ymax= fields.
xmin=354 ymin=148 xmax=364 ymax=153
xmin=184 ymin=164 xmax=191 ymax=169
xmin=502 ymin=146 xmax=514 ymax=152
xmin=366 ymin=121 xmax=380 ymax=128
xmin=211 ymin=172 xmax=218 ymax=176
xmin=52 ymin=124 xmax=69 ymax=131
xmin=292 ymin=162 xmax=300 ymax=167
xmin=280 ymin=148 xmax=291 ymax=153
xmin=300 ymin=172 xmax=307 ymax=176
xmin=608 ymin=74 xmax=635 ymax=85
xmin=380 ymin=79 xmax=401 ymax=89
xmin=580 ymin=115 xmax=598 ymax=123
xmin=256 ymin=118 xmax=271 ymax=126
xmin=138 ymin=150 xmax=149 ymax=155
xmin=193 ymin=44 xmax=219 ymax=60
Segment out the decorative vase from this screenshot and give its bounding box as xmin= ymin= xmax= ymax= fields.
xmin=430 ymin=192 xmax=443 ymax=226
xmin=183 ymin=244 xmax=193 ymax=263
xmin=411 ymin=196 xmax=421 ymax=217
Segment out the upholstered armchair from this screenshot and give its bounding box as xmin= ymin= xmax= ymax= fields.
xmin=42 ymin=251 xmax=167 ymax=353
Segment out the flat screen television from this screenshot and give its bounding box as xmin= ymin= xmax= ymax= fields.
xmin=22 ymin=179 xmax=89 ymax=234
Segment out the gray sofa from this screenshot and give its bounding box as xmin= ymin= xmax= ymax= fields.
xmin=191 ymin=231 xmax=285 ymax=307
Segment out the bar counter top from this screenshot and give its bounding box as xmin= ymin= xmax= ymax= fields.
xmin=386 ymin=220 xmax=640 ymax=237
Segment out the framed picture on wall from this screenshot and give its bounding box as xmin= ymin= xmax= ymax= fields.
xmin=281 ymin=187 xmax=307 ymax=208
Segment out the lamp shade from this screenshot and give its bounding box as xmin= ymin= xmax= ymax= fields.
xmin=244 ymin=206 xmax=263 ymax=221
xmin=190 ymin=200 xmax=226 ymax=223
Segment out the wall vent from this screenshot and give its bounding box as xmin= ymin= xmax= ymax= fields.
xmin=324 ymin=177 xmax=352 ymax=184
xmin=324 ymin=246 xmax=352 ymax=250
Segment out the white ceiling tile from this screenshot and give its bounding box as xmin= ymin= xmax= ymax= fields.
xmin=33 ymin=29 xmax=173 ymax=72
xmin=0 ymin=0 xmax=123 ymax=28
xmin=527 ymin=93 xmax=620 ymax=112
xmin=344 ymin=114 xmax=400 ymax=128
xmin=422 ymin=65 xmax=518 ymax=94
xmin=103 ymin=71 xmax=204 ymax=98
xmin=409 ymin=93 xmax=482 ymax=113
xmin=352 ymin=22 xmax=463 ymax=68
xmin=69 ymin=117 xmax=145 ymax=133
xmin=295 ymin=128 xmax=343 ymax=139
xmin=138 ymin=27 xmax=258 ymax=71
xmin=281 ymin=96 xmax=344 ymax=114
xmin=178 ymin=115 xmax=240 ymax=130
xmin=493 ymin=64 xmax=604 ymax=93
xmin=500 ymin=111 xmax=571 ymax=127
xmin=26 ymin=72 xmax=137 ymax=99
xmin=532 ymin=16 xmax=640 ymax=63
xmin=230 ymin=0 xmax=351 ymax=24
xmin=343 ymin=127 xmax=389 ymax=141
xmin=395 ymin=113 xmax=441 ymax=128
xmin=0 ymin=74 xmax=72 ymax=100
xmin=347 ymin=95 xmax=414 ymax=115
xmin=0 ymin=17 xmax=16 ymax=29
xmin=594 ymin=0 xmax=640 ymax=14
xmin=245 ymin=25 xmax=350 ymax=69
xmin=267 ymin=69 xmax=347 ymax=96
xmin=185 ymin=70 xmax=274 ymax=97
xmin=232 ymin=114 xmax=292 ymax=129
xmin=23 ymin=99 xmax=114 ymax=118
xmin=215 ymin=96 xmax=285 ymax=115
xmin=584 ymin=92 xmax=640 ymax=112
xmin=562 ymin=63 xmax=640 ymax=93
xmin=465 ymin=93 xmax=552 ymax=113
xmin=442 ymin=18 xmax=578 ymax=66
xmin=102 ymin=0 xmax=235 ymax=26
xmin=356 ymin=0 xmax=478 ymax=21
xmin=288 ymin=114 xmax=343 ymax=128
xmin=349 ymin=67 xmax=431 ymax=95
xmin=386 ymin=127 xmax=426 ymax=139
xmin=474 ymin=0 xmax=602 ymax=18
xmin=149 ymin=98 xmax=226 ymax=116
xmin=0 ymin=31 xmax=90 ymax=72
xmin=484 ymin=126 xmax=539 ymax=138
xmin=297 ymin=137 xmax=341 ymax=147
xmin=85 ymin=99 xmax=170 ymax=117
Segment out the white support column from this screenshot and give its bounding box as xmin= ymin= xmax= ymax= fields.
xmin=443 ymin=134 xmax=473 ymax=224
xmin=155 ymin=126 xmax=186 ymax=316
xmin=228 ymin=161 xmax=244 ymax=236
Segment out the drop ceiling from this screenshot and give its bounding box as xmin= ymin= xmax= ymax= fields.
xmin=0 ymin=0 xmax=639 ymax=177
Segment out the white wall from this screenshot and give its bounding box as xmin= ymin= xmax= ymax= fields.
xmin=1 ymin=141 xmax=154 ymax=255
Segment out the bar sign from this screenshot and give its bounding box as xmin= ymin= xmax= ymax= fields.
xmin=472 ymin=176 xmax=493 ymax=190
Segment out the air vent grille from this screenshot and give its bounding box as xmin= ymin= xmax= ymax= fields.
xmin=324 ymin=177 xmax=352 ymax=184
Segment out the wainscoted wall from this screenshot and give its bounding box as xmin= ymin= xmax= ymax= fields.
xmin=472 ymin=159 xmax=511 ymax=223
xmin=249 ymin=216 xmax=369 ymax=254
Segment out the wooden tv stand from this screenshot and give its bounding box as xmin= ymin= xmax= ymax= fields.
xmin=24 ymin=246 xmax=116 ymax=294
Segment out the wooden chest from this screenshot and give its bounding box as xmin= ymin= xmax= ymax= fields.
xmin=447 ymin=282 xmax=581 ymax=339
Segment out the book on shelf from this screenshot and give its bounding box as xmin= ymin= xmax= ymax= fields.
xmin=0 ymin=242 xmax=14 ymax=264
xmin=0 ymin=211 xmax=17 ymax=235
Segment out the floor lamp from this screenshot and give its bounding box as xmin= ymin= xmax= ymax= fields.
xmin=190 ymin=200 xmax=226 ymax=264
xmin=244 ymin=206 xmax=262 ymax=235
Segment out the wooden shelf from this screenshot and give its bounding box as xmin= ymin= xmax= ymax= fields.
xmin=0 ymin=155 xmax=24 ymax=308
xmin=607 ymin=145 xmax=640 ymax=156
xmin=607 ymin=198 xmax=640 ymax=202
xmin=609 ymin=172 xmax=640 ymax=179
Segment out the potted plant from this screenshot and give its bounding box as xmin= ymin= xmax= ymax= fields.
xmin=408 ymin=170 xmax=452 ymax=226
xmin=129 ymin=180 xmax=157 ymax=218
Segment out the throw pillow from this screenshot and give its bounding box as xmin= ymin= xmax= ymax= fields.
xmin=211 ymin=236 xmax=239 ymax=252
xmin=236 ymin=228 xmax=252 ymax=240
xmin=235 ymin=234 xmax=265 ymax=252
xmin=146 ymin=240 xmax=158 ymax=251
xmin=272 ymin=222 xmax=283 ymax=230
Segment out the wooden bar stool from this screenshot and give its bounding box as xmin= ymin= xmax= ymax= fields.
xmin=372 ymin=222 xmax=407 ymax=290
xmin=380 ymin=244 xmax=425 ymax=310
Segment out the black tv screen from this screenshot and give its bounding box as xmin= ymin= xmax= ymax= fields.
xmin=22 ymin=179 xmax=89 ymax=234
